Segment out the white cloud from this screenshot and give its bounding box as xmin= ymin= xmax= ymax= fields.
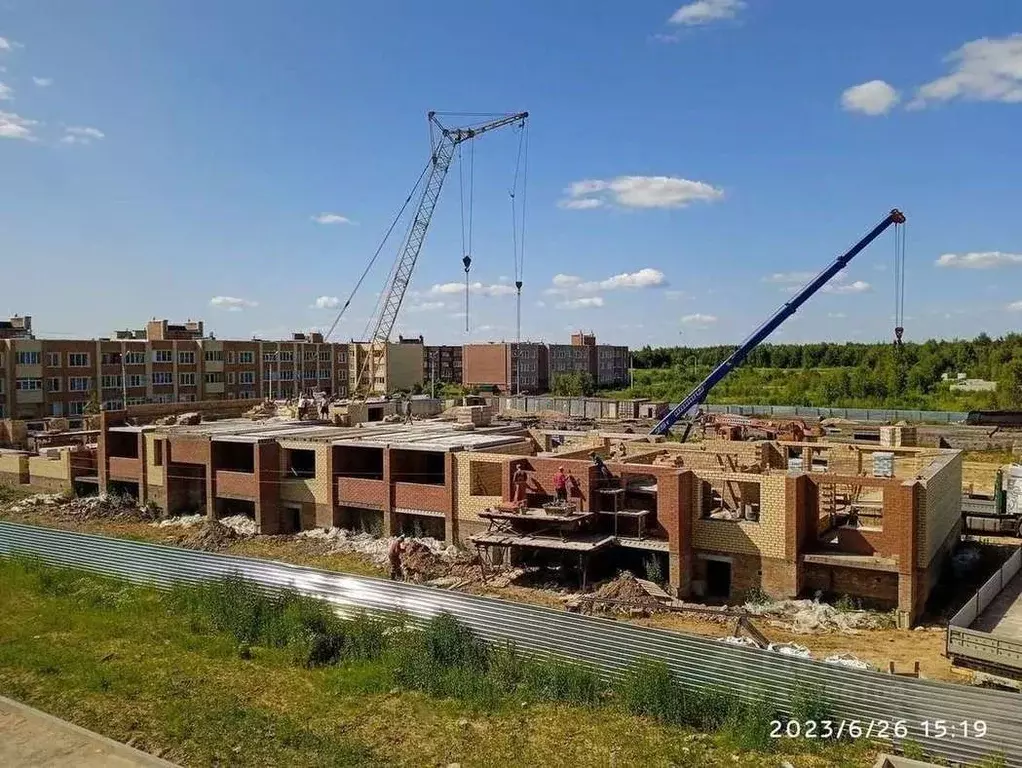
xmin=60 ymin=125 xmax=105 ymax=145
xmin=559 ymin=175 xmax=723 ymax=210
xmin=763 ymin=271 xmax=814 ymax=285
xmin=1008 ymin=301 xmax=1022 ymax=312
xmin=912 ymin=34 xmax=1022 ymax=107
xmin=681 ymin=313 xmax=717 ymax=327
xmin=210 ymin=296 xmax=258 ymax=311
xmin=312 ymin=212 xmax=353 ymax=225
xmin=841 ymin=80 xmax=900 ymax=116
xmin=669 ymin=0 xmax=745 ymax=26
xmin=558 ymin=296 xmax=605 ymax=309
xmin=936 ymin=251 xmax=1022 ymax=269
xmin=0 ymin=37 xmax=15 ymax=51
xmin=407 ymin=301 xmax=445 ymax=312
xmin=547 ymin=268 xmax=667 ymax=295
xmin=0 ymin=82 xmax=12 ymax=101
xmin=430 ymin=281 xmax=516 ymax=297
xmin=665 ymin=289 xmax=687 ymax=300
xmin=0 ymin=110 xmax=37 ymax=141
xmin=822 ymin=279 xmax=871 ymax=294
xmin=827 ymin=312 xmax=847 ymax=319
xmin=32 ymin=77 xmax=52 ymax=87
xmin=312 ymin=296 xmax=340 ymax=309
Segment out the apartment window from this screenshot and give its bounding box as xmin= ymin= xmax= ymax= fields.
xmin=304 ymin=369 xmax=317 ymax=380
xmin=67 ymin=401 xmax=86 ymax=416
xmin=101 ymin=375 xmax=123 ymax=389
xmin=102 ymin=400 xmax=124 ymax=411
xmin=46 ymin=377 xmax=61 ymax=392
xmin=68 ymin=377 xmax=91 ymax=392
xmin=226 ymin=351 xmax=236 ymax=364
xmin=101 ymin=352 xmax=122 ymax=365
xmin=318 ymin=369 xmax=331 ymax=380
xmin=154 ymin=350 xmax=173 ymax=363
xmin=68 ymin=353 xmax=90 ymax=367
xmin=153 ymin=440 xmax=164 ymax=466
xmin=153 ymin=393 xmax=173 ymax=404
xmin=319 ymin=350 xmax=331 ymax=362
xmin=227 ymin=391 xmax=237 ymax=400
xmin=179 ymin=373 xmax=196 ymax=386
xmin=126 ymin=397 xmax=146 ymax=406
xmin=279 ymin=351 xmax=294 ymax=362
xmin=178 ymin=351 xmax=195 ymax=365
xmin=0 ymin=405 xmax=5 ymax=417
xmin=16 ymin=351 xmax=41 ymax=365
xmin=227 ymin=371 xmax=236 ymax=385
xmin=125 ymin=351 xmax=146 ymax=365
xmin=280 ymin=369 xmax=294 ymax=381
xmin=178 ymin=393 xmax=196 ymax=403
xmin=204 ymin=372 xmax=223 ymax=384
xmin=50 ymin=402 xmax=63 ymax=416
xmin=239 ymin=371 xmax=255 ymax=385
xmin=46 ymin=352 xmax=61 ymax=367
xmin=204 ymin=350 xmax=224 ymax=362
xmin=128 ymin=374 xmax=147 ymax=388
xmin=240 ymin=389 xmax=256 ymax=400
xmin=152 ymin=371 xmax=173 ymax=385
xmin=16 ymin=378 xmax=43 ymax=391
xmin=263 ymin=352 xmax=277 ymax=362
xmin=304 ymin=350 xmax=317 ymax=361
xmin=238 ymin=351 xmax=254 ymax=364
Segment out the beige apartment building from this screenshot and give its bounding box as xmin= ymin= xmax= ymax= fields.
xmin=0 ymin=317 xmax=424 ymax=420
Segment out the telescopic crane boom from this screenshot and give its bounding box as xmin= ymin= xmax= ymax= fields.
xmin=357 ymin=111 xmax=528 ymax=394
xmin=650 ymin=208 xmax=906 ymax=438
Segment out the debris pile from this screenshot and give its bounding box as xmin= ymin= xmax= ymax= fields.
xmin=244 ymin=400 xmax=278 ymax=420
xmin=745 ymin=598 xmax=888 ymax=633
xmin=823 ymin=653 xmax=872 ymax=671
xmin=154 ymin=412 xmax=201 ymax=426
xmin=297 ymin=527 xmax=468 ymax=568
xmin=177 ymin=521 xmax=239 ymax=552
xmin=719 ymin=636 xmax=759 ymax=648
xmin=219 ymin=515 xmax=258 ymax=535
xmin=156 ymin=514 xmax=205 ymax=529
xmin=582 ymin=571 xmax=665 ymax=614
xmin=8 ymin=492 xmax=161 ymax=523
xmin=767 ymin=641 xmax=812 ymax=658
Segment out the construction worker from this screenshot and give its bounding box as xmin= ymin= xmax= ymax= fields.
xmin=590 ymin=451 xmax=612 ymax=483
xmin=512 ymin=465 xmax=529 ymax=505
xmin=388 ymin=535 xmax=406 ymax=580
xmin=553 ymin=466 xmax=568 ymax=503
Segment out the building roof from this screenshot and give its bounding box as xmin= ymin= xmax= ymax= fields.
xmin=154 ymin=418 xmax=527 ymax=452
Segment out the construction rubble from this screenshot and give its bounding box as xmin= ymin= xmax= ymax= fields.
xmin=7 ymin=492 xmax=162 ymax=524
xmin=744 ymin=598 xmax=891 ymax=633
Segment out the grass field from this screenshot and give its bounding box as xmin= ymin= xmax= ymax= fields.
xmin=0 ymin=557 xmax=882 ymax=767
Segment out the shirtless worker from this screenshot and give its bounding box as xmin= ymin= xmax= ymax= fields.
xmin=388 ymin=535 xmax=406 ymax=580
xmin=512 ymin=465 xmax=529 ymax=505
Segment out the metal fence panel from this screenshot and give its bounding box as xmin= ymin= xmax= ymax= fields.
xmin=1 ymin=521 xmax=1019 ymax=767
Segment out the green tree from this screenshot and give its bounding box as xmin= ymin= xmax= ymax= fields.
xmin=83 ymin=391 xmax=102 ymax=415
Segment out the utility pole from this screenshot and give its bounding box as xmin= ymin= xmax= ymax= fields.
xmin=430 ymin=354 xmax=436 ymax=399
xmin=629 ymin=353 xmax=634 ymax=391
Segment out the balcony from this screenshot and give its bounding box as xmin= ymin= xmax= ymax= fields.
xmin=215 ymin=470 xmax=257 ymax=500
xmin=337 ymin=476 xmax=387 ymax=510
xmin=108 ymin=456 xmax=141 ymax=480
xmin=394 ymin=482 xmax=448 ymax=514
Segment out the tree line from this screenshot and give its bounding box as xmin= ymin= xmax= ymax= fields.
xmin=614 ymin=333 xmax=1022 ymax=410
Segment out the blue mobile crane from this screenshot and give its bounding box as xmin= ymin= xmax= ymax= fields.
xmin=650 ymin=209 xmax=907 ymax=439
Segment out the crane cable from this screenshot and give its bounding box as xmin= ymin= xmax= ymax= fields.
xmin=893 ymin=220 xmax=906 ymax=345
xmin=510 ymin=119 xmax=529 ymax=393
xmin=458 ymin=142 xmax=476 ymax=333
xmin=324 ymin=158 xmax=432 ymax=342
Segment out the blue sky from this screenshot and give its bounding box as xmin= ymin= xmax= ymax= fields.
xmin=2 ymin=1 xmax=1021 ymax=347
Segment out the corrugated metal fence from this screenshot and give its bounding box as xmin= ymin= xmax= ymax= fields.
xmin=948 ymin=548 xmax=1022 ymax=676
xmin=1 ymin=521 xmax=1019 ymax=766
xmin=498 ymin=396 xmax=969 ymax=424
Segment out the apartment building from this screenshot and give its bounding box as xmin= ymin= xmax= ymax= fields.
xmin=347 ymin=340 xmax=424 ymax=395
xmin=0 ymin=315 xmax=33 ymax=340
xmin=462 ymin=342 xmax=549 ymax=394
xmin=424 ymin=345 xmax=463 ymax=385
xmin=463 ymin=333 xmax=628 ymax=394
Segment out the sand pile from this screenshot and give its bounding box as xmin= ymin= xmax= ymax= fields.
xmin=586 ymin=571 xmax=664 ymax=613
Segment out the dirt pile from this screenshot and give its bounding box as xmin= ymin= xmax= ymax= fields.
xmin=176 ymin=521 xmax=239 ymax=552
xmin=401 ymin=541 xmax=446 ymax=582
xmin=584 ymin=571 xmax=664 ymax=613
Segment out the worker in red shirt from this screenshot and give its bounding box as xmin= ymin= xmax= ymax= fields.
xmin=553 ymin=466 xmax=568 ymax=503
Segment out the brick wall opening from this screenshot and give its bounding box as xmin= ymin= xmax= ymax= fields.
xmin=107 ymin=432 xmax=139 ymax=459
xmin=338 ymin=506 xmax=383 ymax=535
xmin=336 ymin=446 xmax=383 ymax=480
xmin=817 ymin=482 xmax=884 ymax=532
xmin=469 ymin=461 xmax=503 ymax=496
xmin=391 ymin=449 xmax=445 ymax=485
xmin=700 ymin=479 xmax=760 ymax=522
xmin=212 ymin=442 xmax=254 ymax=473
xmin=215 ymin=498 xmax=255 ymax=521
xmin=285 ymin=448 xmax=316 ymax=479
xmin=397 ymin=514 xmax=445 ymax=540
xmin=107 ymin=479 xmax=139 ymax=500
xmin=167 ymin=464 xmax=205 ymax=515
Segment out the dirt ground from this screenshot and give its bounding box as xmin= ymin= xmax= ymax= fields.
xmin=0 ymin=494 xmax=1006 ymax=685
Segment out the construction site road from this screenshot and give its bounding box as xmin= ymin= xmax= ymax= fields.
xmin=0 ymin=695 xmax=178 ymax=768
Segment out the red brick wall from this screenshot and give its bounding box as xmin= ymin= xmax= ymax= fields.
xmin=168 ymin=438 xmax=210 ymax=466
xmin=462 ymin=344 xmax=510 ymax=390
xmin=337 ymin=477 xmax=387 ymax=510
xmin=108 ymin=456 xmax=141 ymax=480
xmin=216 ymin=469 xmax=258 ymax=500
xmin=393 ymin=482 xmax=447 ymax=513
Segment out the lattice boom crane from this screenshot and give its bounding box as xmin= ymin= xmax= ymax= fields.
xmin=358 ymin=110 xmax=528 ymax=393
